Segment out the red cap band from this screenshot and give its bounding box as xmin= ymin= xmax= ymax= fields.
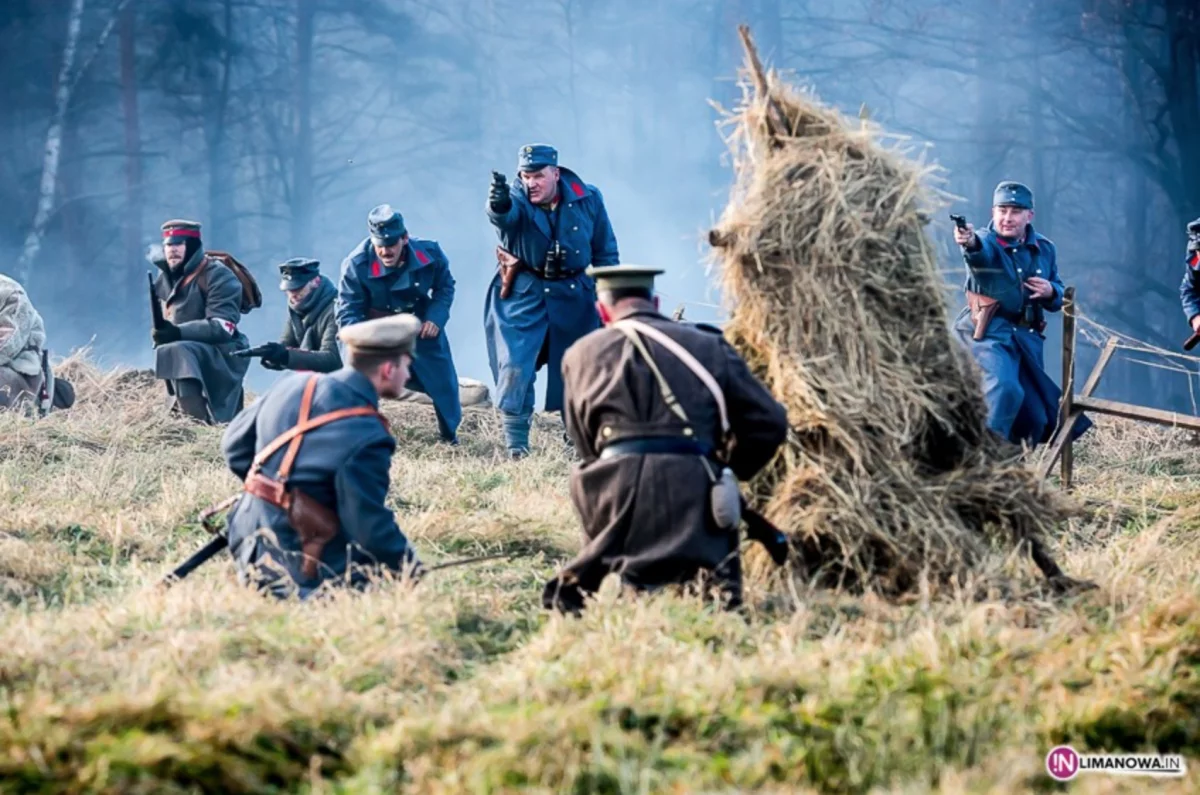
xmin=163 ymin=228 xmax=200 ymax=239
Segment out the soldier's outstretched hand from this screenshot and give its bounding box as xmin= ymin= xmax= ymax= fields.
xmin=489 ymin=171 xmax=511 ymax=213
xmin=953 ymin=222 xmax=976 ymax=248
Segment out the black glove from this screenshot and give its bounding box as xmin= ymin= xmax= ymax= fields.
xmin=259 ymin=342 xmax=289 ymax=369
xmin=489 ymin=171 xmax=512 ymax=213
xmin=152 ymin=322 xmax=182 ymax=346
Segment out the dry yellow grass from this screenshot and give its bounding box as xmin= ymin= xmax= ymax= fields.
xmin=0 ymin=359 xmax=1196 ymax=793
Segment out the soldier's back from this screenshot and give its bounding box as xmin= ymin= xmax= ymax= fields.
xmin=248 ymin=369 xmax=391 ymax=495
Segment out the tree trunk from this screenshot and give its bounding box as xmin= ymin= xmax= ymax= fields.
xmin=292 ymin=0 xmax=316 ymax=253
xmin=1163 ymin=0 xmax=1200 ymax=226
xmin=120 ymin=0 xmax=142 ymax=309
xmin=14 ymin=0 xmax=86 ymax=284
xmin=1029 ymin=52 xmax=1053 ymax=236
xmin=562 ymin=0 xmax=583 ymax=153
xmin=206 ymin=0 xmax=237 ymax=250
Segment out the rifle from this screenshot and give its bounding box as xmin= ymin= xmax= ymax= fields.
xmin=160 ymin=494 xmax=238 ymax=588
xmin=148 ymin=271 xmax=165 ymax=338
xmin=741 ymin=501 xmax=790 ymax=566
xmin=233 ymin=344 xmax=277 ymax=359
xmin=160 ymin=494 xmax=518 ymax=587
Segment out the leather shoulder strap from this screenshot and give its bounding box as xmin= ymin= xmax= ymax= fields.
xmin=249 ymin=375 xmax=386 ymax=482
xmin=613 ymin=319 xmax=729 ymax=433
xmin=613 ymin=325 xmax=690 ymax=425
xmin=181 ymin=257 xmax=209 ymax=292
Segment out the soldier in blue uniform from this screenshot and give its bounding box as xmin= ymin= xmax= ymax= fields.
xmin=484 ymin=143 xmax=619 ymax=458
xmin=220 ymin=313 xmax=424 ymax=599
xmin=952 ymin=181 xmax=1090 ymax=446
xmin=336 ymin=205 xmax=462 ymax=444
xmin=1177 ymin=218 xmax=1200 ymax=334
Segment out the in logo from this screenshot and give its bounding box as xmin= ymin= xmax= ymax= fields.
xmin=1046 ymin=745 xmax=1080 ymax=781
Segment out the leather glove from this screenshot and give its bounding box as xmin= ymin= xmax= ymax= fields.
xmin=259 ymin=342 xmax=289 ymax=368
xmin=152 ymin=322 xmax=182 ymax=346
xmin=489 ymin=171 xmax=512 ymax=213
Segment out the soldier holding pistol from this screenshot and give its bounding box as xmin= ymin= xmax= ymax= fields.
xmin=950 ymin=182 xmax=1090 ymax=446
xmin=1177 ymin=218 xmax=1200 ymax=341
xmin=245 ymin=258 xmax=342 ymax=373
xmin=484 ymin=144 xmax=619 ymax=458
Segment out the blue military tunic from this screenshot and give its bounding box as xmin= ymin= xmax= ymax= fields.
xmin=952 ymin=221 xmax=1091 ymax=445
xmin=335 ymin=237 xmax=461 ymax=440
xmin=483 ymin=166 xmax=619 ymax=416
xmin=220 ymin=368 xmax=419 ymax=598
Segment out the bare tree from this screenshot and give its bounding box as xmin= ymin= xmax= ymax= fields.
xmin=14 ymin=0 xmax=86 ymax=284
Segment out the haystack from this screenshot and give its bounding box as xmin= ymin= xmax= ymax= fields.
xmin=709 ymin=28 xmax=1084 ymax=596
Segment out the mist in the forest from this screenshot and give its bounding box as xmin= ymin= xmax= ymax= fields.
xmin=2 ymin=0 xmax=1197 ymax=410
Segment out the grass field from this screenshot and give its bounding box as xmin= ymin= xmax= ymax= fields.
xmin=0 ymin=359 xmax=1197 ymax=793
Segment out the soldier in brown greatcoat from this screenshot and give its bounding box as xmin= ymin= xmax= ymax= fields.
xmin=542 ymin=264 xmax=790 ymax=613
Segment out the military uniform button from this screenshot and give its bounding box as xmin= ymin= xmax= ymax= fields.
xmin=570 ymin=283 xmax=575 ymax=289
xmin=683 ymin=427 xmax=694 ymax=436
xmin=544 ymin=287 xmax=550 ymax=293
xmin=602 ymin=426 xmax=612 ymax=437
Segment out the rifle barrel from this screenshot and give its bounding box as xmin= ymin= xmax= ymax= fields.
xmin=161 ymin=535 xmax=229 ymax=587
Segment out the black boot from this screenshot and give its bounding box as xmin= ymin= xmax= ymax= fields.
xmin=173 ymin=379 xmax=212 ymax=424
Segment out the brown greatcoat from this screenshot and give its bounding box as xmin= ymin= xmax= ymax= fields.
xmin=543 ymin=302 xmax=789 ymax=612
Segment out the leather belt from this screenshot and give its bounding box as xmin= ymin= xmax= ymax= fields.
xmin=524 ymin=263 xmax=586 ymax=281
xmin=598 ymin=436 xmax=714 ymax=459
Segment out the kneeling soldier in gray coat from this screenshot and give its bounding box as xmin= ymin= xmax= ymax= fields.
xmin=254 ymin=258 xmax=342 ymax=373
xmin=219 ymin=313 xmax=423 ymax=599
xmin=151 ymin=219 xmax=250 ymax=423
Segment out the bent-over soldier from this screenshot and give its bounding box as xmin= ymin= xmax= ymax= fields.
xmin=0 ymin=273 xmax=74 ymax=415
xmin=336 ymin=205 xmax=461 ymax=444
xmin=951 ymin=182 xmax=1090 ymax=446
xmin=151 ymin=219 xmax=250 ymax=423
xmin=484 ymin=143 xmax=619 ymax=457
xmin=542 ymin=265 xmax=789 ymax=613
xmin=254 ymin=258 xmax=341 ymax=373
xmin=220 ymin=313 xmax=424 ymax=599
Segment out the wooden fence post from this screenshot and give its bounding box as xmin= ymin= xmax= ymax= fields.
xmin=1060 ymin=286 xmax=1076 ymax=488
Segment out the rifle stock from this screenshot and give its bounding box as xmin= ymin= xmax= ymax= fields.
xmin=148 ymin=271 xmax=165 ymax=331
